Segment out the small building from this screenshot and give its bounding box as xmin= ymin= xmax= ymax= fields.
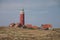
xmin=41 ymin=24 xmax=52 ymax=30
xmin=32 ymin=26 xmax=38 ymax=29
xmin=9 ymin=23 xmax=15 ymax=27
xmin=9 ymin=23 xmax=22 ymax=28
xmin=25 ymin=24 xmax=32 ymax=29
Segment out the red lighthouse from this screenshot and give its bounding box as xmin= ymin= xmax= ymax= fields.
xmin=20 ymin=9 xmax=24 ymax=26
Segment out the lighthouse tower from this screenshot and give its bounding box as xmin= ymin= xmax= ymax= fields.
xmin=20 ymin=9 xmax=24 ymax=26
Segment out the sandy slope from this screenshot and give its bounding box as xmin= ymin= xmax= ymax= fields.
xmin=0 ymin=27 xmax=60 ymax=40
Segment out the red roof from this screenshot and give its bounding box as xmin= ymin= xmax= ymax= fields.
xmin=41 ymin=24 xmax=52 ymax=28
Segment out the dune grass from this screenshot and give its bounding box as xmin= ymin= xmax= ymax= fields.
xmin=0 ymin=27 xmax=60 ymax=40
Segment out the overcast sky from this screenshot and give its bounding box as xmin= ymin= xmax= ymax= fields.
xmin=0 ymin=0 xmax=60 ymax=28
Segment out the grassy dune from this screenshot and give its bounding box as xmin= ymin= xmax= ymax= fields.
xmin=0 ymin=27 xmax=60 ymax=40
